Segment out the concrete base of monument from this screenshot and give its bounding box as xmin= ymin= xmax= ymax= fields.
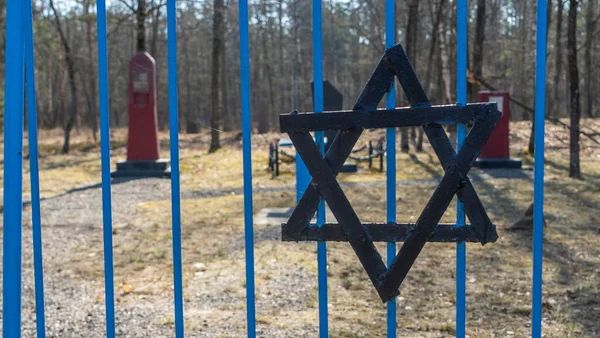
xmin=111 ymin=159 xmax=171 ymax=178
xmin=473 ymin=158 xmax=522 ymax=169
xmin=255 ymin=207 xmax=336 ymax=226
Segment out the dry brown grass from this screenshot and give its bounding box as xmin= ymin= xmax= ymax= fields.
xmin=5 ymin=119 xmax=600 ymax=336
xmin=8 ymin=127 xmax=446 ymax=199
xmin=120 ymin=178 xmax=598 ymax=336
xmin=62 ymin=171 xmax=597 ymax=336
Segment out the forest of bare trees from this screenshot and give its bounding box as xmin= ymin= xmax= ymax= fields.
xmin=0 ymin=0 xmax=598 ymax=177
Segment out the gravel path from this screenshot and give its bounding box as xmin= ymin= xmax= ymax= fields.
xmin=10 ymin=178 xmax=176 ymax=337
xmin=0 ymin=168 xmax=533 ymax=337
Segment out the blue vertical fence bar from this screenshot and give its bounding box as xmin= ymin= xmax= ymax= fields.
xmin=385 ymin=0 xmax=396 ymax=336
xmin=166 ymin=0 xmax=185 ymax=336
xmin=2 ymin=0 xmax=25 ymax=336
xmin=532 ymin=0 xmax=547 ymax=336
xmin=239 ymin=0 xmax=256 ymax=336
xmin=95 ymin=1 xmax=116 ymax=336
xmin=24 ymin=1 xmax=47 ymax=336
xmin=312 ymin=1 xmax=328 ymax=336
xmin=455 ymin=0 xmax=468 ymax=336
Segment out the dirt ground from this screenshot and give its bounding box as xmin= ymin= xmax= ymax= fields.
xmin=0 ymin=120 xmax=599 ymax=337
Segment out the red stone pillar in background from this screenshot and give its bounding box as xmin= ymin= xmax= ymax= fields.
xmin=127 ymin=52 xmax=160 ymax=160
xmin=112 ymin=52 xmax=170 ymax=177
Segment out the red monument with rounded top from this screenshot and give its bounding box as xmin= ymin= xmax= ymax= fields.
xmin=112 ymin=52 xmax=170 ymax=177
xmin=128 ymin=52 xmax=160 ymax=160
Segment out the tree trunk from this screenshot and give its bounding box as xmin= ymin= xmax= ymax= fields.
xmin=438 ymin=8 xmax=455 ymax=146
xmin=567 ymin=0 xmax=581 ymax=178
xmin=278 ymin=0 xmax=286 ymax=116
xmin=424 ymin=0 xmax=445 ymax=96
xmin=54 ymin=36 xmax=64 ymax=129
xmin=209 ymin=0 xmax=224 ymax=153
xmin=291 ymin=0 xmax=297 ymax=109
xmin=420 ymin=0 xmax=446 ymax=151
xmin=50 ymin=0 xmax=78 ymax=154
xmin=45 ymin=41 xmax=58 ymax=128
xmin=528 ymin=0 xmax=552 ymax=155
xmin=150 ymin=2 xmax=161 ymax=57
xmin=136 ymin=0 xmax=146 ymax=52
xmin=584 ymin=0 xmax=596 ymax=117
xmin=221 ymin=27 xmax=232 ymax=131
xmin=471 ymin=0 xmax=486 ymax=102
xmin=63 ymin=61 xmax=78 ymax=154
xmin=553 ymin=0 xmax=564 ymax=117
xmin=182 ymin=31 xmax=198 ymax=133
xmin=402 ymin=0 xmax=420 ymax=153
xmin=519 ymin=1 xmax=536 ymax=155
xmin=84 ymin=0 xmax=98 ymax=141
xmin=438 ymin=15 xmax=453 ymax=104
xmin=258 ymin=1 xmax=276 ymax=132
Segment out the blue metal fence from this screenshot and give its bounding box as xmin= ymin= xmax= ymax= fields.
xmin=24 ymin=0 xmax=46 ymax=336
xmin=95 ymin=0 xmax=116 ymax=336
xmin=2 ymin=1 xmax=548 ymax=337
xmin=166 ymin=0 xmax=185 ymax=335
xmin=455 ymin=1 xmax=468 ymax=335
xmin=3 ymin=0 xmax=25 ymax=336
xmin=384 ymin=0 xmax=397 ymax=336
xmin=311 ymin=1 xmax=330 ymax=336
xmin=239 ymin=0 xmax=256 ymax=335
xmin=532 ymin=1 xmax=548 ymax=336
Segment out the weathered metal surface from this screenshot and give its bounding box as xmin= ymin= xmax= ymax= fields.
xmin=312 ymin=80 xmax=343 ymax=153
xmin=280 ymin=43 xmax=500 ymax=303
xmin=380 ymin=106 xmax=500 ymax=299
xmin=289 ymin=131 xmax=392 ymax=299
xmin=280 ymin=103 xmax=492 ymax=133
xmin=282 ymin=222 xmax=498 ymax=243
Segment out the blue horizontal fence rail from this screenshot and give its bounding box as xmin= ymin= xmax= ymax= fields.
xmin=1 ymin=0 xmax=549 ymax=336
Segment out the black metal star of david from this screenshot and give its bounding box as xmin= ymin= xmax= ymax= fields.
xmin=279 ymin=43 xmax=500 ymax=303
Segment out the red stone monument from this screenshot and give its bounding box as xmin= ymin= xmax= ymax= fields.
xmin=474 ymin=91 xmax=522 ymax=169
xmin=112 ymin=52 xmax=170 ymax=177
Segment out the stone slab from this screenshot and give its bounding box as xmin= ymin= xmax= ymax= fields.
xmin=255 ymin=207 xmax=336 ymax=226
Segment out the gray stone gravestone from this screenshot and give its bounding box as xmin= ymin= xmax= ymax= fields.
xmin=311 ymin=80 xmax=357 ymax=172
